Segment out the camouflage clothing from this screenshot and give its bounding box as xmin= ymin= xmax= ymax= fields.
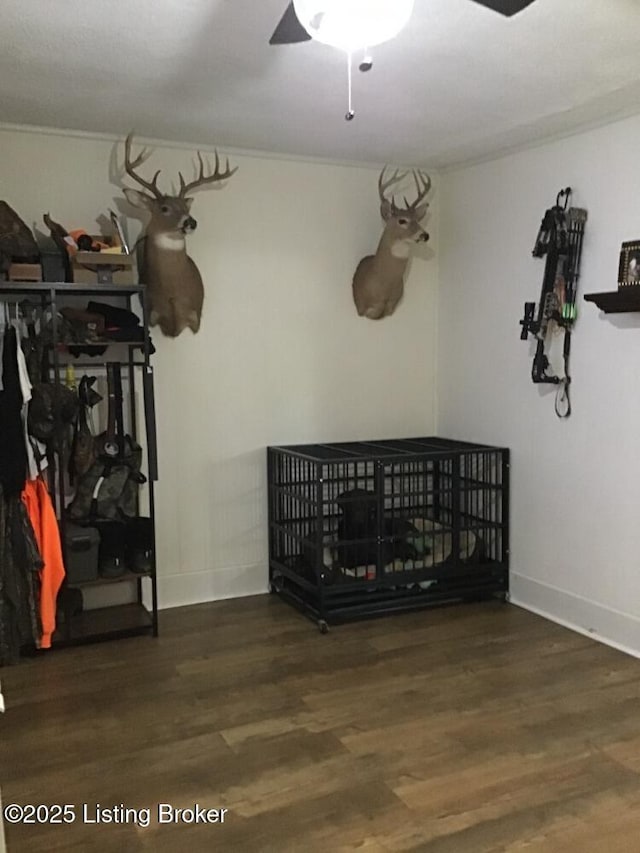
xmin=67 ymin=436 xmax=143 ymax=522
xmin=0 ymin=489 xmax=42 ymax=665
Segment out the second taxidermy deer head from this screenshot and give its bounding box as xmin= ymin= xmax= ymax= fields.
xmin=352 ymin=167 xmax=431 ymax=319
xmin=122 ymin=133 xmax=237 ymax=337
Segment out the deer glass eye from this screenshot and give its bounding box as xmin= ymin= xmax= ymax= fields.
xmin=398 ymin=218 xmax=408 ymax=226
xmin=161 ymin=205 xmax=170 ymax=215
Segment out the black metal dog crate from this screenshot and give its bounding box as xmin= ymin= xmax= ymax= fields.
xmin=267 ymin=437 xmax=509 ymax=631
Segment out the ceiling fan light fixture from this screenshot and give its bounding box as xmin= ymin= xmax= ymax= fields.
xmin=292 ymin=0 xmax=415 ymax=53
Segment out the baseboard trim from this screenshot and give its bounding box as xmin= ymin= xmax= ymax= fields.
xmin=510 ymin=572 xmax=640 ymax=660
xmin=157 ymin=563 xmax=268 ymax=610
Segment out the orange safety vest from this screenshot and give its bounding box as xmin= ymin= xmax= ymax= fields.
xmin=21 ymin=479 xmax=65 ymax=649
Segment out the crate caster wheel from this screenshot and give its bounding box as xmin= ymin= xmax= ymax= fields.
xmin=318 ymin=620 xmax=329 ymax=635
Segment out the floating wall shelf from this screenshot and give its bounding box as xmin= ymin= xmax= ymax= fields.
xmin=584 ymin=289 xmax=640 ymax=314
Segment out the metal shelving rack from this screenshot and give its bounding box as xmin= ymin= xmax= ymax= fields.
xmin=0 ymin=282 xmax=159 ymax=644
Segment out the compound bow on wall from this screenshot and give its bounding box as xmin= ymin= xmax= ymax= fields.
xmin=519 ymin=187 xmax=587 ymax=418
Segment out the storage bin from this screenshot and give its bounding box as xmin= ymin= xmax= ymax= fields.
xmin=71 ymin=238 xmax=136 ymax=285
xmin=63 ymin=523 xmax=100 ymax=584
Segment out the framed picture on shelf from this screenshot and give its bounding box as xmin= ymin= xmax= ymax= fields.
xmin=618 ymin=240 xmax=640 ymax=287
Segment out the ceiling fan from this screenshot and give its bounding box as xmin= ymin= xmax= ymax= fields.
xmin=269 ymin=0 xmax=537 ymax=46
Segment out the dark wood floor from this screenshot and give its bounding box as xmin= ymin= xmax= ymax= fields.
xmin=2 ymin=596 xmax=640 ymax=852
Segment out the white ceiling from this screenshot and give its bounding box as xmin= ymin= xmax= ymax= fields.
xmin=2 ymin=0 xmax=640 ymax=169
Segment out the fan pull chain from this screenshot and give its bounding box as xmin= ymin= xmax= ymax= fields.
xmin=345 ymin=51 xmax=355 ymax=121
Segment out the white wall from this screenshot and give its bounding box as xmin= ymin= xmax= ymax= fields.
xmin=0 ymin=125 xmax=439 ymax=608
xmin=439 ymin=114 xmax=640 ymax=656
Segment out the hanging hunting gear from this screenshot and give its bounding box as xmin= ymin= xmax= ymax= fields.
xmin=69 ymin=375 xmax=102 ymax=482
xmin=68 ymin=362 xmax=145 ymax=522
xmin=67 ymin=362 xmax=148 ymax=578
xmin=519 ymin=187 xmax=587 ymax=418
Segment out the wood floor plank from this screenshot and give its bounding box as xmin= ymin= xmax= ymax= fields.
xmin=2 ymin=596 xmax=640 ymax=852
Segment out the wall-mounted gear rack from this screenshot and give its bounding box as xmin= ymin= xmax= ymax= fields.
xmin=0 ymin=281 xmax=159 ymax=646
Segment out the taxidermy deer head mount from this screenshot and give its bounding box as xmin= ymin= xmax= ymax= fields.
xmin=122 ymin=132 xmax=237 ymax=337
xmin=352 ymin=167 xmax=431 ymax=320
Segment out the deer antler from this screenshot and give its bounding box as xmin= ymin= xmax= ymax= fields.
xmin=402 ymin=170 xmax=432 ymax=213
xmin=124 ymin=132 xmax=163 ymax=199
xmin=178 ymin=150 xmax=238 ymax=197
xmin=378 ymin=166 xmax=431 ymax=215
xmin=378 ymin=166 xmax=408 ymax=213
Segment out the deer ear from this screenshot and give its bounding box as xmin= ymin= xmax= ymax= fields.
xmin=123 ymin=188 xmax=153 ymax=210
xmin=183 ymin=197 xmax=194 ymax=211
xmin=414 ymin=202 xmax=429 ymax=222
xmin=380 ymin=200 xmax=393 ymax=221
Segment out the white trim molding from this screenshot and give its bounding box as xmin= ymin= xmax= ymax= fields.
xmin=510 ymin=573 xmax=640 ymax=660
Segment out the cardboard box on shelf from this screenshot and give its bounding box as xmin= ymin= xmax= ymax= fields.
xmin=71 ymin=237 xmax=136 ymax=285
xmin=8 ymin=262 xmax=42 ymax=282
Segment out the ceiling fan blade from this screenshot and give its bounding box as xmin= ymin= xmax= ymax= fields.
xmin=269 ymin=2 xmax=312 ymax=45
xmin=469 ymin=0 xmax=536 ymax=16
